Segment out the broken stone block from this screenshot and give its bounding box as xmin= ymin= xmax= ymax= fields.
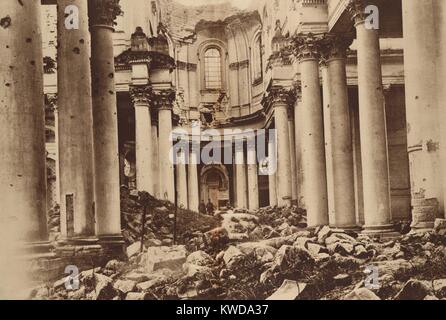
xmin=136 ymin=276 xmax=166 ymax=291
xmin=434 ymin=218 xmax=446 ymax=235
xmin=186 ymin=250 xmax=215 ymax=266
xmin=146 ymin=245 xmax=187 ymax=273
xmin=266 ymin=280 xmax=307 ymax=300
xmin=105 ymin=260 xmax=126 ymax=272
xmin=354 ymin=244 xmax=369 ymax=259
xmin=127 ymin=241 xmax=142 ymax=258
xmin=306 ymin=243 xmax=326 ymax=257
xmin=237 ymin=242 xmax=277 ymax=263
xmin=433 ymin=279 xmax=446 ymax=298
xmin=343 ymin=288 xmax=380 ymax=300
xmin=394 ymin=279 xmax=432 ymax=300
xmin=125 ymin=292 xmax=150 ymax=300
xmin=273 ymin=245 xmax=313 ymax=271
xmin=223 ymin=245 xmax=244 ymax=269
xmin=317 ymin=226 xmax=332 ymax=244
xmin=113 ymin=279 xmax=136 ymax=294
xmin=333 ymin=274 xmax=352 ymax=286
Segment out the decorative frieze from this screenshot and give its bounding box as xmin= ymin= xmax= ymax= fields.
xmin=229 ymin=60 xmax=249 ymax=70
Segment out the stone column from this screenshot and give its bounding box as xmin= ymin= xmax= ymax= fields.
xmin=294 ymin=34 xmax=329 ymax=227
xmin=321 ymin=62 xmax=335 ymax=225
xmin=247 ymin=138 xmax=259 ymax=210
xmin=89 ymin=0 xmax=123 ymax=244
xmin=322 ymin=34 xmax=357 ymax=230
xmin=348 ymin=1 xmax=393 ymax=233
xmin=294 ymin=95 xmax=305 ymax=208
xmin=188 ymin=149 xmax=200 ymax=212
xmin=0 ymin=0 xmax=48 ymax=243
xmin=58 ymin=0 xmax=95 ymax=238
xmin=176 ymin=150 xmax=188 ymax=209
xmin=288 ymin=116 xmax=298 ymax=203
xmin=268 ymin=137 xmax=278 ymax=207
xmin=152 ymin=121 xmax=160 ymax=198
xmin=436 ymin=0 xmax=446 ymax=219
xmin=157 ymin=90 xmax=176 ymax=202
xmin=235 ymin=142 xmax=248 ymax=208
xmin=402 ymin=0 xmax=442 ymax=230
xmin=272 ymin=90 xmax=293 ymax=207
xmin=130 ymin=86 xmax=153 ymax=193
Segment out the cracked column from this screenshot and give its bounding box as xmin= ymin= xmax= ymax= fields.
xmin=247 ymin=137 xmax=259 ymax=210
xmin=130 ymin=86 xmax=153 ymax=194
xmin=89 ymin=0 xmax=123 ymax=248
xmin=271 ymin=89 xmax=293 ymax=207
xmin=235 ymin=141 xmax=247 ymax=208
xmin=348 ymin=0 xmax=393 ymax=234
xmin=294 ymin=34 xmax=328 ymax=227
xmin=57 ymin=0 xmax=95 ymax=238
xmin=402 ymin=0 xmax=443 ymax=230
xmin=322 ymin=34 xmax=357 ymax=230
xmin=0 ymin=0 xmax=48 ymax=244
xmin=156 ymin=90 xmax=176 ymax=202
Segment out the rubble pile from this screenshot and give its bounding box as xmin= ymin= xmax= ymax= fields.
xmin=37 ymin=214 xmax=446 ymax=300
xmin=121 ymin=187 xmax=220 ymax=250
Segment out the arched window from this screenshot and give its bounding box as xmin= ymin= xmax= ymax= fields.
xmin=204 ymin=48 xmax=222 ymax=89
xmin=252 ymin=36 xmax=263 ymax=82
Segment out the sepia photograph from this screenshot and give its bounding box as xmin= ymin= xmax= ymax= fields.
xmin=0 ymin=0 xmax=446 ymax=308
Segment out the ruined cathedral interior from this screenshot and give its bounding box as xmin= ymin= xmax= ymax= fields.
xmin=1 ymin=0 xmax=446 ymax=301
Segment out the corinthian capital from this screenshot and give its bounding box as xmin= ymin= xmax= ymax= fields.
xmin=130 ymin=85 xmax=152 ymax=106
xmin=292 ymin=33 xmax=324 ymax=62
xmin=88 ymin=0 xmax=122 ymax=28
xmin=152 ymin=89 xmax=176 ymax=110
xmin=320 ymin=34 xmax=353 ymax=61
xmin=346 ymin=0 xmax=368 ymax=23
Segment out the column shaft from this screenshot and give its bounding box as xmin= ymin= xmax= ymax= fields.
xmin=296 ymin=36 xmax=329 ymax=227
xmin=158 ymin=108 xmax=175 ymax=202
xmin=90 ymin=0 xmax=122 ymax=237
xmin=188 ymin=150 xmax=200 ymax=212
xmin=268 ymin=138 xmax=278 ymax=207
xmin=323 ymin=35 xmax=357 ymax=229
xmin=321 ymin=64 xmax=336 ymax=225
xmin=176 ymin=151 xmax=188 ymax=209
xmin=130 ymin=86 xmax=153 ymax=194
xmin=275 ymin=104 xmax=292 ymax=207
xmin=235 ymin=144 xmax=247 ymax=208
xmin=0 ymin=0 xmax=47 ymax=242
xmin=403 ymin=0 xmax=442 ymax=229
xmin=294 ymin=99 xmax=305 ymax=208
xmin=58 ymin=0 xmax=95 ymax=238
xmin=247 ymin=141 xmax=259 ymax=210
xmin=353 ymin=7 xmax=392 ymax=232
xmin=152 ymin=122 xmax=160 ymax=198
xmin=288 ymin=119 xmax=298 ymax=203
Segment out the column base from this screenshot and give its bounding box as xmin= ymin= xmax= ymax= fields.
xmin=22 ymin=241 xmax=54 ymax=255
xmin=330 ymin=225 xmax=362 ymax=234
xmin=362 ymin=224 xmax=400 ymax=239
xmin=98 ymin=234 xmax=126 ymax=258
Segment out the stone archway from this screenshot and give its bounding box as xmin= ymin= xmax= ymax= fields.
xmin=200 ymin=164 xmax=230 ymax=209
